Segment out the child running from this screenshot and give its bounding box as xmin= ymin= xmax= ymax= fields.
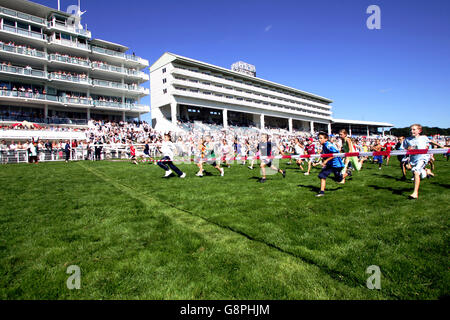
xmin=157 ymin=133 xmax=186 ymax=178
xmin=128 ymin=140 xmax=138 ymax=165
xmin=404 ymin=124 xmax=442 ymax=199
xmin=258 ymin=134 xmax=286 ymax=183
xmin=371 ymin=139 xmax=383 ymax=170
xmin=196 ymin=136 xmax=224 ymax=177
xmin=316 ymin=132 xmax=348 ymax=197
xmin=338 ymin=129 xmax=361 ymax=183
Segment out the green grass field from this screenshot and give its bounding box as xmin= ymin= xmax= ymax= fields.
xmin=0 ymin=156 xmax=449 ymax=299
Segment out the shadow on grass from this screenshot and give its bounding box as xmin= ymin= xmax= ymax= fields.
xmin=367 ymin=184 xmax=411 ymax=195
xmin=430 ymin=182 xmax=450 ymax=189
xmin=297 ymin=184 xmax=342 ymax=193
xmin=379 ymin=174 xmax=413 ymax=182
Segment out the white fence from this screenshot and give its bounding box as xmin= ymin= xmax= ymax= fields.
xmin=0 ymin=145 xmax=161 ymax=164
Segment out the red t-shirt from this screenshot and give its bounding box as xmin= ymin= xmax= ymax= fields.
xmin=306 ymin=144 xmax=315 ymax=155
xmin=383 ymin=142 xmax=395 ymax=151
xmin=130 ymin=145 xmax=136 ymax=156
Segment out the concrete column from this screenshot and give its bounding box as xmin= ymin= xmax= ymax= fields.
xmin=367 ymin=126 xmax=369 ymax=137
xmin=310 ymin=121 xmax=314 ymax=134
xmin=328 ymin=122 xmax=332 ymax=135
xmin=260 ymin=114 xmax=265 ymax=130
xmin=170 ymin=102 xmax=177 ymax=124
xmin=87 ymin=108 xmax=90 ymax=120
xmin=122 ymin=111 xmax=125 ymax=122
xmin=223 ymin=109 xmax=228 ymax=129
xmin=349 ymin=124 xmax=352 ymax=136
xmin=138 ymin=113 xmax=141 ymax=122
xmin=44 ymin=104 xmax=48 ymax=118
xmin=382 ymin=128 xmax=385 ymax=137
xmin=288 ymin=118 xmax=293 ymax=133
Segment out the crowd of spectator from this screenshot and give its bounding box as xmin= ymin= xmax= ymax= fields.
xmin=0 ymin=119 xmax=448 ymax=164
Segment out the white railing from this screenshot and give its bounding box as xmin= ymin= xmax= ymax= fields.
xmin=49 ymin=54 xmax=90 ymax=67
xmin=49 ymin=37 xmax=89 ymax=50
xmin=1 ymin=24 xmax=46 ymax=40
xmin=49 ymin=72 xmax=90 ymax=84
xmin=0 ymin=43 xmax=46 ymax=59
xmin=0 ymin=6 xmax=46 ymax=26
xmin=0 ymin=146 xmax=147 ymax=164
xmin=47 ymin=20 xmax=92 ymax=38
xmin=0 ymin=64 xmax=47 ymax=78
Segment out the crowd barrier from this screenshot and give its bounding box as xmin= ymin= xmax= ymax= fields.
xmin=0 ymin=144 xmax=159 ymax=164
xmin=1 ymin=147 xmax=448 ymax=165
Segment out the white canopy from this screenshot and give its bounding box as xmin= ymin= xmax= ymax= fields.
xmin=0 ymin=130 xmax=87 ymax=141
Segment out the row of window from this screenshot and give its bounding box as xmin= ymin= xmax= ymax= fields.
xmin=173 ymin=64 xmax=330 ymax=106
xmin=172 ymin=74 xmax=330 ymax=113
xmin=173 ymin=86 xmax=328 ymax=118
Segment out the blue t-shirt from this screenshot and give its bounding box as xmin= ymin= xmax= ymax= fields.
xmin=322 ymin=141 xmax=344 ymax=168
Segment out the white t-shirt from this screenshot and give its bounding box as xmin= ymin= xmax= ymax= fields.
xmin=29 ymin=144 xmax=37 ymax=156
xmin=160 ymin=141 xmax=175 ymax=160
xmin=294 ymin=144 xmax=304 ymax=155
xmin=405 ymin=135 xmax=430 ymax=164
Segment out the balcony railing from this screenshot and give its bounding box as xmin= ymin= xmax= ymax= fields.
xmin=91 ymin=45 xmax=126 ymax=59
xmin=49 ymin=73 xmax=90 ymax=84
xmin=47 ymin=21 xmax=91 ymax=38
xmin=91 ymin=46 xmax=148 ymax=66
xmin=60 ymin=97 xmax=93 ymax=106
xmin=0 ymin=89 xmax=148 ymax=112
xmin=93 ymin=100 xmax=149 ymax=111
xmin=0 ymin=64 xmax=47 ymax=78
xmin=127 ymin=69 xmax=148 ymax=79
xmin=128 ymin=85 xmax=149 ymax=94
xmin=0 ymin=89 xmax=58 ymax=102
xmin=49 ymin=37 xmax=89 ymax=50
xmin=92 ymin=62 xmax=124 ymax=74
xmin=1 ymin=25 xmax=46 ymax=40
xmin=0 ymin=43 xmax=46 ymax=59
xmin=49 ymin=54 xmax=90 ymax=67
xmin=92 ymin=79 xmax=128 ymax=90
xmin=0 ymin=6 xmax=46 ymax=25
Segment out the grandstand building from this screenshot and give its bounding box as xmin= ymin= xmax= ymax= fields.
xmin=150 ymin=52 xmax=393 ymax=135
xmin=0 ymin=0 xmax=149 ymax=126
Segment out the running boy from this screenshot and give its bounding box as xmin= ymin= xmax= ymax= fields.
xmin=404 ymin=124 xmax=442 ymax=199
xmin=157 ymin=133 xmax=186 ymax=178
xmin=258 ymin=134 xmax=286 ymax=183
xmin=316 ymin=132 xmax=348 ymax=197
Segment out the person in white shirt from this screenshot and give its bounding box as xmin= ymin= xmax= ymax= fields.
xmin=404 ymin=124 xmax=443 ymax=199
xmin=28 ymin=140 xmax=38 ymax=163
xmin=157 ymin=133 xmax=185 ymax=178
xmin=293 ymin=138 xmax=306 ymax=171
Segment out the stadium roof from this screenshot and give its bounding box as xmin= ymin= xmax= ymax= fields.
xmin=0 ymin=0 xmax=71 ymax=18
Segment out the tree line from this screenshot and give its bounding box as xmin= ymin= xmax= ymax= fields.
xmin=390 ymin=127 xmax=450 ymax=137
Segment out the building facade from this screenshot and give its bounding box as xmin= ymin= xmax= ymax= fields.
xmin=151 ymin=52 xmax=335 ymax=134
xmin=150 ymin=52 xmax=393 ymax=135
xmin=0 ymin=0 xmax=149 ymax=126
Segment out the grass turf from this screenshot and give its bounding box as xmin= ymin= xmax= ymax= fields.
xmin=0 ymin=156 xmax=448 ymax=299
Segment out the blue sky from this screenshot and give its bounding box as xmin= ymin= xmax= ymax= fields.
xmin=35 ymin=0 xmax=450 ymax=128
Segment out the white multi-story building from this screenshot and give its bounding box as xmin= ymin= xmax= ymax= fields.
xmin=150 ymin=52 xmax=393 ymax=135
xmin=0 ymin=0 xmax=149 ymax=126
